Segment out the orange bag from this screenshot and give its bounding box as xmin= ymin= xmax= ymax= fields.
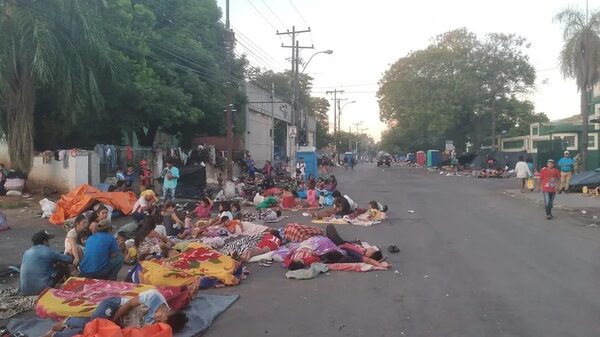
xmin=74 ymin=318 xmax=172 ymax=337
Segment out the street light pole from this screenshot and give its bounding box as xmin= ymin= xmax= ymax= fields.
xmin=301 ymin=50 xmax=333 ymax=73
xmin=338 ymin=100 xmax=356 ymax=136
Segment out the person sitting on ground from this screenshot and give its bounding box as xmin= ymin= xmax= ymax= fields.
xmin=231 ymin=201 xmax=243 ymax=221
xmin=329 ymin=175 xmax=338 ymax=190
xmin=206 ymin=201 xmax=233 ymax=227
xmin=241 ymin=230 xmax=283 ymax=262
xmin=161 ymin=201 xmax=184 ymax=236
xmin=116 ymin=231 xmax=128 ymax=257
xmin=45 ymin=287 xmax=194 ymax=337
xmin=193 ymin=197 xmax=212 ymax=219
xmin=134 ymin=217 xmax=175 ymax=260
xmin=20 ymin=231 xmax=73 ymax=296
xmin=325 ymin=224 xmax=391 ymax=269
xmin=312 ymin=191 xmax=351 ymax=219
xmin=219 ymin=215 xmax=243 ymax=234
xmin=307 ymin=174 xmax=316 ymax=188
xmin=78 ymin=230 xmax=92 ymax=251
xmin=316 ymin=178 xmax=325 ymax=190
xmin=79 ymin=220 xmax=124 ymax=281
xmin=318 ymin=192 xmax=326 ymax=207
xmin=306 ymin=183 xmax=318 ymax=208
xmin=64 ymin=215 xmax=88 ymax=267
xmin=88 ymin=205 xmax=109 ymax=234
xmin=132 ymin=189 xmax=159 ymax=222
xmin=177 ymin=212 xmax=194 ymax=240
xmin=366 ymin=200 xmax=383 ymax=221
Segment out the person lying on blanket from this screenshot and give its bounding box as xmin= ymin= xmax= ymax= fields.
xmin=240 ymin=230 xmax=283 ymax=262
xmin=286 ymin=234 xmax=391 ymax=271
xmin=325 ymin=224 xmax=391 ymax=269
xmin=43 ymin=286 xmax=197 ymax=337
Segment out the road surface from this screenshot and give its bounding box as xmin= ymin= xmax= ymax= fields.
xmin=204 ymin=164 xmax=600 ymax=337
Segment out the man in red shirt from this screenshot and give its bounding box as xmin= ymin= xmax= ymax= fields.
xmin=539 ymin=159 xmax=561 ymax=219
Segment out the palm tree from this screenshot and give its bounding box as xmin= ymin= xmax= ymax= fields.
xmin=555 ymin=8 xmax=600 ymax=169
xmin=0 ymin=0 xmax=111 ymax=172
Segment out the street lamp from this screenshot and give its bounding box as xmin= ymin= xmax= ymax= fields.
xmin=338 ymin=100 xmax=356 ymax=135
xmin=301 ymin=50 xmax=333 ymax=73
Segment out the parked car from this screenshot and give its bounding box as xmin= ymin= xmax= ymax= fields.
xmin=377 ymin=154 xmax=391 ymax=167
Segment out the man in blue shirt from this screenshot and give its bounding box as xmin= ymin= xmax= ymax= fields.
xmin=79 ymin=220 xmax=123 ymax=280
xmin=557 ymin=150 xmax=575 ymax=193
xmin=20 ymin=231 xmax=72 ymax=295
xmin=162 ymin=160 xmax=179 ymax=201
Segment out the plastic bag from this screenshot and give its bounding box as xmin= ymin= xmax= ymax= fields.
xmin=526 ymin=178 xmax=535 ymax=190
xmin=39 ymin=198 xmax=57 ymax=218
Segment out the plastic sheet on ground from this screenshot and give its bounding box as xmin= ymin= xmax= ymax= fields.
xmin=49 ymin=184 xmax=136 ymax=225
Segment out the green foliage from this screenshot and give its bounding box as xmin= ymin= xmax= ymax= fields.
xmin=555 ymin=8 xmax=600 ymax=167
xmin=378 ymin=28 xmax=537 ymax=154
xmin=0 ymin=0 xmax=111 ymax=171
xmin=1 ymin=0 xmax=246 ymax=164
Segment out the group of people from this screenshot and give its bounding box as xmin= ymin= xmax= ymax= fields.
xmin=115 ymin=160 xmax=179 ymax=201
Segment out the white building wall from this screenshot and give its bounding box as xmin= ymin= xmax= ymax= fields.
xmin=246 ymin=109 xmax=272 ymax=167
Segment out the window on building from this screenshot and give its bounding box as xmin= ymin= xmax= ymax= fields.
xmin=532 ymin=127 xmax=538 ymax=136
xmin=554 ymin=135 xmax=576 ymax=147
xmin=588 ymin=135 xmax=597 ymax=148
xmin=532 ymin=141 xmax=538 ymax=149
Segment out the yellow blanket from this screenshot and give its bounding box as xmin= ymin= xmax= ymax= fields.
xmin=139 ymin=243 xmax=240 ymax=287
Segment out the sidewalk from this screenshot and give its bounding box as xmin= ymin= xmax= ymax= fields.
xmin=505 ymin=189 xmax=600 ymax=211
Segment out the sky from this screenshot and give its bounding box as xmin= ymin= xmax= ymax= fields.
xmin=217 ymin=0 xmax=597 ymax=141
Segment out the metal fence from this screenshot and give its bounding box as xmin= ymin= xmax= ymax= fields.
xmin=98 ymin=145 xmax=155 ymax=183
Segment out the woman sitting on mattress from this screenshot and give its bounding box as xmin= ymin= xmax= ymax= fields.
xmin=134 ymin=217 xmax=175 ymax=260
xmin=44 ymin=285 xmax=197 ymax=337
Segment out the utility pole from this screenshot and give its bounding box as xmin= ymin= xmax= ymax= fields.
xmin=224 ymin=0 xmax=234 ymax=180
xmin=270 ymin=82 xmax=275 ymax=162
xmin=277 ymin=26 xmax=312 ymax=176
xmin=326 ymin=89 xmax=345 ymax=154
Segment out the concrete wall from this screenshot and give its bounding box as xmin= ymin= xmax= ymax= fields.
xmin=246 ymin=109 xmax=272 ymax=167
xmin=28 ymin=152 xmax=99 ymax=193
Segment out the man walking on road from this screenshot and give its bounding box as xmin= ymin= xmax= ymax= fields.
xmin=515 ymin=156 xmax=532 ymax=193
xmin=540 ymin=159 xmax=561 ymax=220
xmin=557 ymin=151 xmax=574 ymax=193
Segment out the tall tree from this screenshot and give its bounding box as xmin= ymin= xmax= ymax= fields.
xmin=555 ymin=8 xmax=600 ymax=168
xmin=0 ymin=0 xmax=111 ymax=172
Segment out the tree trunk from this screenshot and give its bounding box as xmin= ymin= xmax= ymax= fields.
xmin=4 ymin=71 xmax=35 ymax=173
xmin=491 ymin=107 xmax=496 ymax=151
xmin=580 ymin=89 xmax=589 ymax=169
xmin=135 ymin=123 xmax=159 ymax=147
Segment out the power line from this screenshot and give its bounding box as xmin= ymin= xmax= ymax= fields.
xmin=288 ymin=0 xmax=313 ymax=45
xmin=247 ymin=0 xmax=278 ymax=31
xmin=261 ymin=0 xmax=287 ymax=28
xmin=232 ymin=25 xmax=281 ymax=65
xmin=288 ymin=0 xmax=309 ymax=28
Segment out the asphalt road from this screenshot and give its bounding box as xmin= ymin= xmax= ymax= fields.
xmin=203 ymin=164 xmax=600 ymax=337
